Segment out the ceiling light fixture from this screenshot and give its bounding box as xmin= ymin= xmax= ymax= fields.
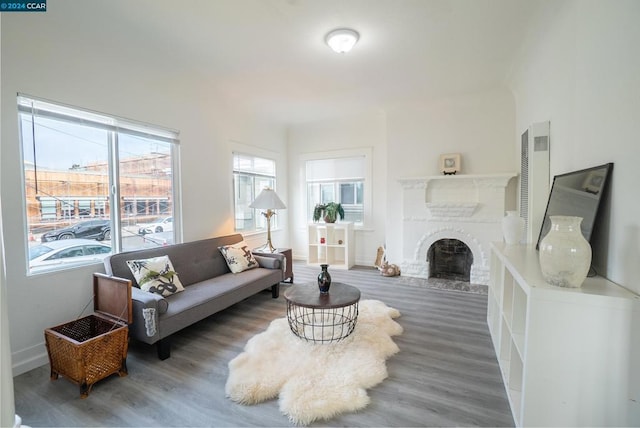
xmin=325 ymin=28 xmax=359 ymax=53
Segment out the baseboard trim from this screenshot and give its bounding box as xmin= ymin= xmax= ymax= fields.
xmin=12 ymin=343 xmax=47 ymax=377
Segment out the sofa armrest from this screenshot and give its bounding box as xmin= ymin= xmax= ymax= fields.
xmin=131 ymin=287 xmax=169 ymax=315
xmin=127 ymin=286 xmax=169 ymax=343
xmin=254 ymin=254 xmax=284 ymax=270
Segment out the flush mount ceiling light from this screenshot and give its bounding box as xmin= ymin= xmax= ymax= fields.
xmin=325 ymin=28 xmax=359 ymax=53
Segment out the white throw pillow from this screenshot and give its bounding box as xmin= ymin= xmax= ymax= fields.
xmin=126 ymin=255 xmax=185 ymax=297
xmin=219 ymin=241 xmax=258 ymax=273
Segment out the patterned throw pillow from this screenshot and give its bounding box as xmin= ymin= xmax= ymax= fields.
xmin=126 ymin=255 xmax=185 ymax=297
xmin=219 ymin=241 xmax=258 ymax=273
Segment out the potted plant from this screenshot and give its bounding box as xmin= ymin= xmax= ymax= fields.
xmin=313 ymin=202 xmax=345 ymax=223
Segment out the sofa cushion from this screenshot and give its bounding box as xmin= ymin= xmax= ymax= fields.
xmin=126 ymin=255 xmax=185 ymax=297
xmin=218 ymin=241 xmax=258 ymax=273
xmin=157 ymin=267 xmax=284 ymax=338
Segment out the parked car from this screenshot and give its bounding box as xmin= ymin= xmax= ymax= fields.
xmin=40 ymin=219 xmax=111 ymax=242
xmin=29 ymin=239 xmax=112 ymax=273
xmin=138 ymin=216 xmax=173 ymax=235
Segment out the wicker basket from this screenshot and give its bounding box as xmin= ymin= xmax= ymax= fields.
xmin=44 ymin=273 xmax=132 ymax=398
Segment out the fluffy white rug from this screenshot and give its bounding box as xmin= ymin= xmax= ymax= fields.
xmin=225 ymin=299 xmax=403 ymax=425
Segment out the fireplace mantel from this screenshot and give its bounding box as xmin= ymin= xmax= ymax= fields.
xmin=398 ymin=173 xmax=516 ymax=191
xmin=398 ymin=172 xmax=518 ymax=284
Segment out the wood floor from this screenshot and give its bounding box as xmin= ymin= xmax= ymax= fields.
xmin=13 ymin=262 xmax=514 ymax=427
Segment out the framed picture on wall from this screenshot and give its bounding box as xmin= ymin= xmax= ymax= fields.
xmin=439 ymin=153 xmax=461 ymax=175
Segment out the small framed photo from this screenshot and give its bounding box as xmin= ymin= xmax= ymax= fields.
xmin=582 ymin=169 xmax=606 ymax=194
xmin=439 ymin=153 xmax=461 ymax=175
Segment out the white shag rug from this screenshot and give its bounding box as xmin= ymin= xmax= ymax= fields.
xmin=225 ymin=299 xmax=403 ymax=425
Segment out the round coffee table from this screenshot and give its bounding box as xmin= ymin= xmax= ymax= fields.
xmin=283 ymin=282 xmax=361 ymax=343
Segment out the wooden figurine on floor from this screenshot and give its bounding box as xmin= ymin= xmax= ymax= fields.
xmin=379 ymin=261 xmax=401 ymax=277
xmin=374 ymin=246 xmax=385 ymax=269
xmin=374 ymin=245 xmax=401 ymax=277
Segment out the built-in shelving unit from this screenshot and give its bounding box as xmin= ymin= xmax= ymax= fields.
xmin=488 ymin=242 xmax=640 ymax=427
xmin=307 ymin=222 xmax=355 ymax=270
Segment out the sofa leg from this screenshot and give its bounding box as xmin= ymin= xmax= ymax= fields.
xmin=271 ymin=283 xmax=280 ymax=298
xmin=157 ymin=338 xmax=171 ymax=360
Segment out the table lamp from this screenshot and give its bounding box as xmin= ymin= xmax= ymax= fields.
xmin=249 ymin=187 xmax=286 ymax=252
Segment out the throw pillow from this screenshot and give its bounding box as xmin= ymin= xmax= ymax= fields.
xmin=219 ymin=241 xmax=258 ymax=273
xmin=126 ymin=255 xmax=185 ymax=297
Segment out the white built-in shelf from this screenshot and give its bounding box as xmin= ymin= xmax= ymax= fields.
xmin=307 ymin=222 xmax=355 ymax=270
xmin=487 ymin=242 xmax=640 ymax=427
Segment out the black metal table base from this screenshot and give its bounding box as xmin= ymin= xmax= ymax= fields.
xmin=286 ymin=300 xmax=359 ymax=343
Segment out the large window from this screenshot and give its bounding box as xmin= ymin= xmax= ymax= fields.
xmin=233 ymin=153 xmax=277 ymax=232
xmin=306 ymin=156 xmax=366 ymax=224
xmin=19 ymin=94 xmax=180 ymax=274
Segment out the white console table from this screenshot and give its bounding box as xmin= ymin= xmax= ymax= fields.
xmin=487 ymin=242 xmax=640 ymax=427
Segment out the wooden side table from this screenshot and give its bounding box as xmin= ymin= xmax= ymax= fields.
xmin=253 ymin=247 xmax=293 ymax=283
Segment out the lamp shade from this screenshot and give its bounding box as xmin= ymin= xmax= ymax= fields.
xmin=249 ymin=188 xmax=286 ymax=210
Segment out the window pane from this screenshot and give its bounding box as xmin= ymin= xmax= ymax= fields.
xmin=119 ymin=133 xmax=174 ymax=251
xmin=234 ymin=173 xmax=255 ymax=231
xmin=38 ymin=198 xmax=57 ymax=220
xmin=233 ymin=153 xmax=276 ymax=176
xmin=21 ymin=112 xmax=111 ymax=273
xmin=320 ymin=184 xmax=335 ymax=203
xmin=20 ymin=95 xmax=180 ymax=274
xmin=343 ymin=205 xmax=363 ymax=223
xmin=340 ymin=183 xmax=355 ymax=204
xmin=232 ymin=153 xmax=277 ymax=233
xmin=78 ymin=200 xmax=91 ymax=217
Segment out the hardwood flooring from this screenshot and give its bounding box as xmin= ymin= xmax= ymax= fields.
xmin=13 ymin=262 xmax=514 ymax=427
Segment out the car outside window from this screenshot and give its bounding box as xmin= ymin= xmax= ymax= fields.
xmin=84 ymin=245 xmax=112 ymax=255
xmin=49 ymin=247 xmax=84 ymax=260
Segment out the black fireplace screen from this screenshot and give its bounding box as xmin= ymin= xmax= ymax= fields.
xmin=427 ymin=239 xmax=473 ymax=282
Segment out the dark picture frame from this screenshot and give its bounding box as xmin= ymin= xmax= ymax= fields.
xmin=536 ymin=162 xmax=613 ymax=250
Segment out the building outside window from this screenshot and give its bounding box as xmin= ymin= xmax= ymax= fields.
xmin=19 ymin=94 xmax=181 ymax=274
xmin=233 ymin=153 xmax=277 ymax=232
xmin=306 ymin=155 xmax=366 ymax=225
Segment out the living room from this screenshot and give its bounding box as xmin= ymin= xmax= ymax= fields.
xmin=2 ymin=0 xmax=639 ymax=426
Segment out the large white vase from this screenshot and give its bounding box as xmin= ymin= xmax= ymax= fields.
xmin=502 ymin=211 xmax=525 ymax=245
xmin=538 ymin=216 xmax=592 ymax=288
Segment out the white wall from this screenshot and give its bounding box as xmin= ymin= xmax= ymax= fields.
xmin=508 ymin=0 xmax=640 ymax=293
xmin=287 ymin=110 xmax=387 ymax=266
xmin=384 ymin=89 xmax=517 ymax=262
xmin=1 ymin=7 xmax=286 ymax=375
xmin=288 ymin=89 xmax=516 ymax=267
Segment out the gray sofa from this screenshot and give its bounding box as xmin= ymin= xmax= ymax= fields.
xmin=103 ymin=233 xmax=284 ymax=359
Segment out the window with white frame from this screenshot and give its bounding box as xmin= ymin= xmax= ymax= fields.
xmin=233 ymin=153 xmax=277 ymax=232
xmin=19 ymin=94 xmax=181 ymax=275
xmin=306 ymin=155 xmax=367 ymax=225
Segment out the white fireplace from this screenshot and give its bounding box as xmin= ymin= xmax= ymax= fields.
xmin=398 ymin=173 xmax=517 ymax=285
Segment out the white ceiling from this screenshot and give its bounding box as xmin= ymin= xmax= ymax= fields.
xmin=60 ymin=0 xmax=547 ymax=125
